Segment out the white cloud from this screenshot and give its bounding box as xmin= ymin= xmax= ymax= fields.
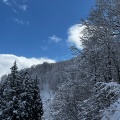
xmin=41 ymin=46 xmax=48 ymax=51
xmin=2 ymin=0 xmax=11 ymax=6
xmin=0 ymin=54 xmax=56 ymax=79
xmin=19 ymin=4 xmax=27 ymax=11
xmin=2 ymin=0 xmax=29 ymax=11
xmin=13 ymin=18 xmax=30 ymax=25
xmin=3 ymin=0 xmax=8 ymax=3
xmin=67 ymin=24 xmax=85 ymax=49
xmin=49 ymin=35 xmax=62 ymax=43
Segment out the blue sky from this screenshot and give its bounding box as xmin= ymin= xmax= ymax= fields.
xmin=0 ymin=0 xmax=95 ymax=61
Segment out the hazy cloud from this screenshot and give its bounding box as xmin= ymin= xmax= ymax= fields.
xmin=2 ymin=0 xmax=11 ymax=6
xmin=2 ymin=0 xmax=29 ymax=11
xmin=0 ymin=54 xmax=55 ymax=78
xmin=13 ymin=18 xmax=30 ymax=25
xmin=49 ymin=35 xmax=62 ymax=43
xmin=19 ymin=4 xmax=27 ymax=11
xmin=41 ymin=46 xmax=48 ymax=51
xmin=67 ymin=24 xmax=85 ymax=49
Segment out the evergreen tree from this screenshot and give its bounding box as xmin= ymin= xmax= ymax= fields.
xmin=0 ymin=61 xmax=22 ymax=120
xmin=0 ymin=62 xmax=43 ymax=120
xmin=31 ymin=76 xmax=43 ymax=120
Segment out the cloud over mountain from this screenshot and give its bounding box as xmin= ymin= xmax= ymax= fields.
xmin=0 ymin=54 xmax=55 ymax=78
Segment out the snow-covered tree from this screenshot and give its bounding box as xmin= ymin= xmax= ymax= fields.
xmin=70 ymin=0 xmax=120 ymax=84
xmin=78 ymin=82 xmax=120 ymax=120
xmin=31 ymin=76 xmax=43 ymax=120
xmin=69 ymin=0 xmax=120 ymax=119
xmin=0 ymin=62 xmax=43 ymax=120
xmin=0 ymin=61 xmax=22 ymax=119
xmin=48 ymin=68 xmax=92 ymax=120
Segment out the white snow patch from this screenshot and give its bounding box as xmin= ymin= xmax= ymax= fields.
xmin=102 ymin=98 xmax=120 ymax=120
xmin=41 ymin=84 xmax=53 ymax=101
xmin=40 ymin=84 xmax=54 ymax=120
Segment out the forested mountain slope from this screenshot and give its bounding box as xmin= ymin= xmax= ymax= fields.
xmin=25 ymin=57 xmax=85 ymax=91
xmin=20 ymin=56 xmax=93 ymax=120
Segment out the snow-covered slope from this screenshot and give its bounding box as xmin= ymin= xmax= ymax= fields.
xmin=101 ymin=82 xmax=120 ymax=120
xmin=102 ymin=98 xmax=120 ymax=120
xmin=40 ymin=83 xmax=54 ymax=120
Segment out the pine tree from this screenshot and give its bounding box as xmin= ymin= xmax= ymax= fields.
xmin=0 ymin=62 xmax=43 ymax=120
xmin=31 ymin=76 xmax=43 ymax=120
xmin=0 ymin=61 xmax=22 ymax=119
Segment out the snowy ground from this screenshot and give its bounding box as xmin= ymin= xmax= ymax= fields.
xmin=102 ymin=98 xmax=120 ymax=120
xmin=41 ymin=84 xmax=53 ymax=100
xmin=40 ymin=84 xmax=54 ymax=120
